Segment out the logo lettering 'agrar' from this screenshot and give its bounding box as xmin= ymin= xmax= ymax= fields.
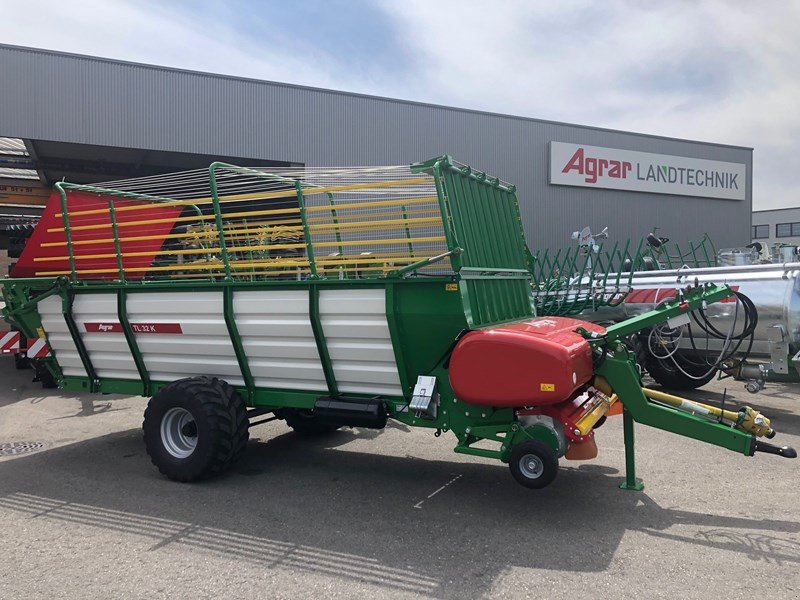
xmin=561 ymin=147 xmax=632 ymax=184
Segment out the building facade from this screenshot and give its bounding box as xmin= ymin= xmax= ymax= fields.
xmin=752 ymin=207 xmax=800 ymax=248
xmin=0 ymin=44 xmax=753 ymax=251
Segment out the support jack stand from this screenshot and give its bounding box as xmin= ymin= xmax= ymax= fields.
xmin=620 ymin=408 xmax=644 ymax=491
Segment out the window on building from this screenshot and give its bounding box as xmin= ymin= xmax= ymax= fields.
xmin=776 ymin=222 xmax=800 ymax=238
xmin=752 ymin=224 xmax=769 ymax=239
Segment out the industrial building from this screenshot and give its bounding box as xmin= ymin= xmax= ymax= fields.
xmin=0 ymin=43 xmax=753 ymax=251
xmin=752 ymin=207 xmax=800 ymax=248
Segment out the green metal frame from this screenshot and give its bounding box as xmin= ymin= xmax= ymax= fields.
xmin=62 ymin=289 xmax=98 ymax=392
xmin=585 ymin=283 xmax=756 ymax=489
xmin=308 ymin=285 xmax=339 ymax=396
xmin=223 ymin=285 xmax=255 ymax=401
xmin=117 ymin=288 xmax=150 ymax=396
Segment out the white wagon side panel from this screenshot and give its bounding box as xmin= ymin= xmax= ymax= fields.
xmin=319 ymin=288 xmax=402 ymax=396
xmin=127 ymin=292 xmax=243 ymax=386
xmin=37 ymin=295 xmax=87 ymax=377
xmin=73 ymin=294 xmax=139 ymax=380
xmin=234 ymin=290 xmax=328 ymax=391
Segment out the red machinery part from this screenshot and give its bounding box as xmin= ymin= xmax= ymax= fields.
xmin=11 ymin=189 xmax=183 ymax=279
xmin=448 ymin=317 xmax=606 ymax=407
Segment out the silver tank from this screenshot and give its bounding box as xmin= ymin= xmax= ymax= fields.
xmin=717 ymin=247 xmax=759 ymax=266
xmin=587 ymin=262 xmax=800 ymax=359
xmin=773 ymin=245 xmax=800 ymax=263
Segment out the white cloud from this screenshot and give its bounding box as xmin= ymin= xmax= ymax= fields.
xmin=2 ymin=0 xmax=799 ymax=209
xmin=0 ymin=0 xmax=392 ymax=94
xmin=377 ymin=0 xmax=800 ymax=209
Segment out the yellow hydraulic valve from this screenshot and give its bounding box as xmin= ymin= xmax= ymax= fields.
xmin=641 ymin=388 xmax=774 ymax=438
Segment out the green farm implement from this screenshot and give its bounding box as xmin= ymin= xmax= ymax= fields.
xmin=1 ymin=156 xmax=794 ymax=489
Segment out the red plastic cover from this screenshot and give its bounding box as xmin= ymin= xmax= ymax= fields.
xmin=449 ymin=317 xmax=606 ymax=407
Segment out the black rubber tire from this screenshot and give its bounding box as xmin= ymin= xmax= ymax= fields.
xmin=508 ymin=440 xmax=559 ymax=489
xmin=646 ymin=354 xmax=717 ymax=391
xmin=283 ymin=409 xmax=340 ymax=436
xmin=142 ymin=377 xmax=249 ymax=482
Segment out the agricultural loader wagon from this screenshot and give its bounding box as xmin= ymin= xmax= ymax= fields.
xmin=0 ymin=156 xmax=794 ymax=490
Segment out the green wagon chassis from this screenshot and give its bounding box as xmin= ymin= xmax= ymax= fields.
xmin=4 ymin=275 xmax=794 ymax=489
xmin=1 ymin=155 xmax=795 ymax=489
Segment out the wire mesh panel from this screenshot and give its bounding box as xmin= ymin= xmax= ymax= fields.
xmin=29 ymin=164 xmax=450 ymax=282
xmin=22 ymin=156 xmax=553 ymax=328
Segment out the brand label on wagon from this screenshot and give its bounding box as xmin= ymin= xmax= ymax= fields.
xmin=84 ymin=322 xmax=183 ymax=334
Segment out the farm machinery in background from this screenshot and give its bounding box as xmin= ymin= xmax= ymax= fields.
xmin=532 ymin=227 xmax=800 ymax=393
xmin=1 ymin=157 xmax=794 ymax=492
xmin=2 ymin=219 xmax=55 ymax=385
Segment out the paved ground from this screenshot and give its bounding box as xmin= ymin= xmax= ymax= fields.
xmin=0 ymin=357 xmax=798 ymax=600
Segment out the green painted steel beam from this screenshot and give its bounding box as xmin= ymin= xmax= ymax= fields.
xmin=117 ymin=288 xmax=150 ymax=396
xmin=223 ymin=286 xmax=255 ymax=402
xmin=108 ymin=201 xmax=125 ymax=283
xmin=61 ymin=289 xmax=99 ymax=393
xmin=308 ymin=285 xmax=339 ymax=397
xmin=208 ymin=162 xmax=233 ymax=280
xmin=391 ymin=248 xmax=460 ymax=277
xmin=619 ymin=408 xmax=645 ymax=490
xmin=600 ymin=283 xmax=733 ymax=343
xmin=53 ymin=183 xmax=77 ymax=282
xmin=295 ymin=181 xmax=319 ymax=278
xmin=597 ymin=351 xmax=754 ymax=455
xmin=326 ymin=192 xmax=344 ymax=258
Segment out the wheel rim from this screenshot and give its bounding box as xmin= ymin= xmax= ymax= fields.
xmin=160 ymin=407 xmax=197 ymax=459
xmin=519 ymin=453 xmax=544 ymax=479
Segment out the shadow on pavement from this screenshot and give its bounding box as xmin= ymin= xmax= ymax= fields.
xmin=1 ymin=427 xmax=798 ymax=597
xmin=1 ymin=360 xmax=129 ymax=416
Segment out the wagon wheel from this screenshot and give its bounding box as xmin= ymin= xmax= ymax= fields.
xmin=142 ymin=376 xmax=249 ymax=482
xmin=508 ymin=440 xmax=559 ymax=489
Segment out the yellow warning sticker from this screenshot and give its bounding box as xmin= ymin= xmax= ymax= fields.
xmin=540 ymin=383 xmax=555 ymax=392
xmin=445 ymin=283 xmax=458 ymax=291
xmin=36 ymin=328 xmax=46 ymax=339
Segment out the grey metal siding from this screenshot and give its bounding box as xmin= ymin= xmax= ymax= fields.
xmin=0 ymin=44 xmax=753 ymax=250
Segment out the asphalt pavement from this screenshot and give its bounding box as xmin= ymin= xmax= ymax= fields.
xmin=0 ymin=354 xmax=799 ymax=599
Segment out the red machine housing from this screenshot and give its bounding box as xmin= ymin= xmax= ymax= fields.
xmin=449 ymin=317 xmax=606 ymax=407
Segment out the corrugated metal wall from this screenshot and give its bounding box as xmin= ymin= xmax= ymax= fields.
xmin=0 ymin=44 xmax=753 ymax=250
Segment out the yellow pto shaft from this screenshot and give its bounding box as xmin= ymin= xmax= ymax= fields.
xmin=574 ymin=393 xmax=618 ymax=436
xmin=641 ymin=388 xmax=774 ymax=438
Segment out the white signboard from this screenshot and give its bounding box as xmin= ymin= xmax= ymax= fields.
xmin=549 ymin=141 xmax=746 ymax=200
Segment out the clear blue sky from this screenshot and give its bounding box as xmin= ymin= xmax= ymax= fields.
xmin=3 ymin=0 xmax=799 ymax=210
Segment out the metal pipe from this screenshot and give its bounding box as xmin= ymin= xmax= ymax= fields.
xmin=602 ymin=261 xmax=800 ymax=280
xmin=392 ymin=248 xmax=459 ymax=277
